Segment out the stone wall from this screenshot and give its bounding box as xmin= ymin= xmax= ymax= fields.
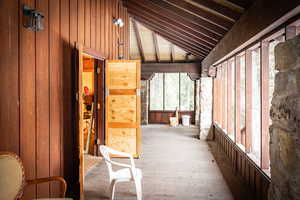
xmin=199 ymin=78 xmax=213 ymax=140
xmin=269 ymin=35 xmax=300 ymax=200
xmin=141 ymin=80 xmax=149 ymax=125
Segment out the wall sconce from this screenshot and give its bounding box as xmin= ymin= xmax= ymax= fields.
xmin=113 ymin=18 xmax=124 ymax=28
xmin=23 ymin=5 xmax=44 ymax=31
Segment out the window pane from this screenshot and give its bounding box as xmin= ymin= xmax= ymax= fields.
xmin=240 ymin=55 xmax=246 ymax=146
xmin=251 ymin=48 xmax=261 ymax=161
xmin=180 ymin=73 xmax=194 ymax=111
xmin=164 ymin=73 xmax=179 ymax=110
xmin=150 ymin=73 xmax=164 ymax=110
xmin=228 ymin=60 xmax=236 ymax=139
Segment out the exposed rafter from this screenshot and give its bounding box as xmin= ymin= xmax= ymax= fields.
xmin=152 ymin=33 xmax=160 ymax=62
xmin=132 ymin=20 xmax=145 ymax=62
xmin=124 ymin=0 xmax=226 ymax=36
xmin=226 ymin=0 xmax=253 ymax=9
xmin=164 ymin=0 xmax=234 ymax=28
xmin=148 ymin=0 xmax=230 ymax=32
xmin=132 ymin=17 xmax=207 ymax=58
xmin=190 ymin=0 xmax=241 ymax=21
xmin=130 ymin=14 xmax=211 ymax=53
xmin=125 ymin=1 xmax=218 ymax=46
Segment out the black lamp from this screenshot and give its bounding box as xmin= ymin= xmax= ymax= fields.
xmin=23 ymin=5 xmax=44 ymax=31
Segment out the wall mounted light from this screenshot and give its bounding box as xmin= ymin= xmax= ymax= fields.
xmin=23 ymin=5 xmax=44 ymax=31
xmin=113 ymin=18 xmax=124 ymax=28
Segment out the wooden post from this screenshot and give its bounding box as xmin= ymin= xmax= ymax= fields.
xmin=261 ymin=41 xmax=270 ymax=169
xmin=245 ymin=50 xmax=252 ymax=153
xmin=285 ymin=26 xmax=297 ymax=40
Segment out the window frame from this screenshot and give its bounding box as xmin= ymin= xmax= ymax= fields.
xmin=149 ymin=73 xmax=195 ymax=112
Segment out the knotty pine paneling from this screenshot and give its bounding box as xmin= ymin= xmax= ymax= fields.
xmin=0 ymin=0 xmax=129 ymax=198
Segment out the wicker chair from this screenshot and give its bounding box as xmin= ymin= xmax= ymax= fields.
xmin=0 ymin=152 xmax=72 ymax=200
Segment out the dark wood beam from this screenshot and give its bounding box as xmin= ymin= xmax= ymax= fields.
xmin=142 ymin=62 xmax=201 ymax=74
xmin=202 ymin=0 xmax=300 ymax=74
xmin=170 ymin=44 xmax=175 ymax=62
xmin=125 ymin=0 xmax=226 ymax=36
xmin=124 ymin=0 xmax=222 ymax=42
xmin=132 ymin=17 xmax=207 ymax=58
xmin=190 ymin=0 xmax=241 ymax=21
xmin=132 ymin=20 xmax=145 ymax=62
xmin=226 ymin=0 xmax=252 ymax=9
xmin=164 ymin=0 xmax=234 ymax=28
xmin=131 ymin=13 xmax=211 ymax=53
xmin=131 ymin=15 xmax=210 ymax=56
xmin=152 ymin=33 xmax=160 ymax=63
xmin=125 ymin=2 xmax=217 ymax=47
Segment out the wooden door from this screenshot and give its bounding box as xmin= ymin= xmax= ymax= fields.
xmin=105 ymin=60 xmax=141 ymax=158
xmin=75 ymin=43 xmax=85 ymax=199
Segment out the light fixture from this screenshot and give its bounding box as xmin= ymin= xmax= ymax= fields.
xmin=113 ymin=18 xmax=124 ymax=28
xmin=23 ymin=5 xmax=44 ymax=31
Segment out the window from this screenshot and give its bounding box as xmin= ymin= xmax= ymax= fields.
xmin=251 ymin=48 xmax=261 ymax=162
xmin=180 ymin=73 xmax=195 ymax=111
xmin=227 ymin=59 xmax=235 ymax=139
xmin=211 ymin=20 xmax=298 ymax=175
xmin=150 ymin=73 xmax=164 ymax=110
xmin=164 ymin=73 xmax=179 ymax=110
xmin=150 ymin=73 xmax=194 ymax=111
xmin=240 ymin=54 xmax=246 ymax=146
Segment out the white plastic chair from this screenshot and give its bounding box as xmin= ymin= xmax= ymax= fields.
xmin=99 ymin=145 xmax=142 ymax=200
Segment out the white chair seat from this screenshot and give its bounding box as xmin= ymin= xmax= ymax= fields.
xmin=99 ymin=145 xmax=143 ymax=200
xmin=112 ymin=168 xmax=142 ymax=181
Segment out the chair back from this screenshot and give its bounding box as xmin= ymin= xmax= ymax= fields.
xmin=0 ymin=152 xmax=25 ymax=200
xmin=99 ymin=145 xmax=113 ymax=178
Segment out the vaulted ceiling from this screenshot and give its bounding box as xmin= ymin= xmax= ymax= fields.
xmin=123 ymin=0 xmax=254 ymax=62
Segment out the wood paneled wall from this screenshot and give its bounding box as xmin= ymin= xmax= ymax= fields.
xmin=0 ymin=0 xmax=129 ymax=199
xmin=213 ymin=124 xmax=270 ymax=200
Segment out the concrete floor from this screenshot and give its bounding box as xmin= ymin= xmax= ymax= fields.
xmin=84 ymin=125 xmax=233 ymax=200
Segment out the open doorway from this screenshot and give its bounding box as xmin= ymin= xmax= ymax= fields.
xmin=81 ymin=55 xmax=105 ymax=175
xmin=75 ymin=44 xmax=106 ymax=199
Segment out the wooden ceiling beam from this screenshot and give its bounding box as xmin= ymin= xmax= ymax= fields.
xmin=164 ymin=0 xmax=234 ymax=28
xmin=129 ymin=12 xmax=212 ymax=53
xmin=125 ymin=2 xmax=218 ymax=46
xmin=152 ymin=33 xmax=160 ymax=63
xmin=226 ymin=0 xmax=252 ymax=9
xmin=134 ymin=19 xmax=206 ymax=58
xmin=142 ymin=62 xmax=201 ymax=74
xmin=124 ymin=0 xmax=226 ymax=36
xmin=132 ymin=16 xmax=209 ymax=56
xmin=190 ymin=0 xmax=241 ymax=21
xmin=132 ymin=20 xmax=145 ymax=62
xmin=148 ymin=0 xmax=231 ymax=31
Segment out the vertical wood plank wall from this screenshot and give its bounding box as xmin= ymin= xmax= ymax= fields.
xmin=0 ymin=0 xmax=130 ymax=198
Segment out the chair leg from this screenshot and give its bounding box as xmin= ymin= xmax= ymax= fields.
xmin=110 ymin=180 xmax=117 ymax=200
xmin=134 ymin=178 xmax=142 ymax=200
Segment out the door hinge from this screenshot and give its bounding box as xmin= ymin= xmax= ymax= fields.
xmin=96 ymin=67 xmax=100 ymax=74
xmin=75 ymin=92 xmax=79 ymax=101
xmin=136 ymin=88 xmax=141 ymax=96
xmin=97 ymin=103 xmax=101 ymax=109
xmin=105 ymin=88 xmax=110 ymax=97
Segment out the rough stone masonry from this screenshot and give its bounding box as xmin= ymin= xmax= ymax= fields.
xmin=269 ymin=34 xmax=300 ymax=200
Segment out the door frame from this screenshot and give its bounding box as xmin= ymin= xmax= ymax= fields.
xmin=74 ymin=43 xmax=106 ymax=199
